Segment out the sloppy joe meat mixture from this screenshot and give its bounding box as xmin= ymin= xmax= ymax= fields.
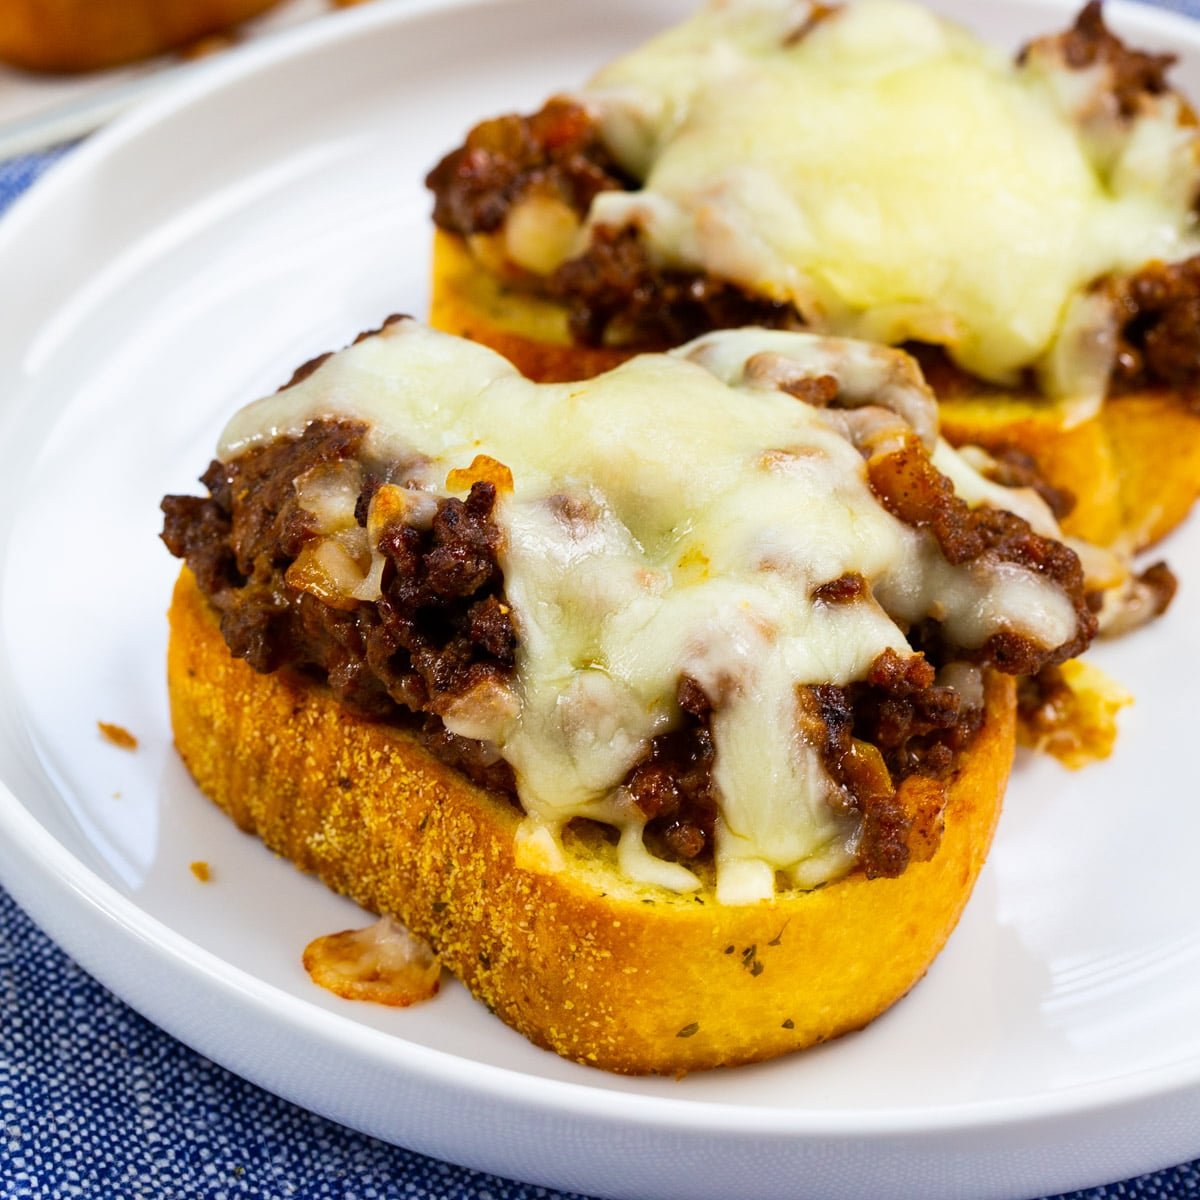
xmin=163 ymin=383 xmax=1092 ymax=882
xmin=1026 ymin=0 xmax=1175 ymax=117
xmin=425 ymin=2 xmax=1200 ymax=401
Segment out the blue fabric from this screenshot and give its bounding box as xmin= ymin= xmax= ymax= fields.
xmin=4 ymin=2 xmax=1200 ymax=1193
xmin=0 ymin=885 xmax=588 ymax=1200
xmin=0 ymin=144 xmax=71 ymax=213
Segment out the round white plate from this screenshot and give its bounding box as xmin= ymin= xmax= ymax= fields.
xmin=2 ymin=2 xmax=1200 ymax=1197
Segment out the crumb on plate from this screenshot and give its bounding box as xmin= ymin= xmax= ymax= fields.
xmin=97 ymin=721 xmax=138 ymax=750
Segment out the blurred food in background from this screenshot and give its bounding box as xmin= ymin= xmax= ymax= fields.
xmin=0 ymin=0 xmax=375 ymax=73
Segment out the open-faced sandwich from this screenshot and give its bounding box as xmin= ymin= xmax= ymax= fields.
xmin=162 ymin=320 xmax=1105 ymax=1073
xmin=427 ymin=0 xmax=1200 ymax=551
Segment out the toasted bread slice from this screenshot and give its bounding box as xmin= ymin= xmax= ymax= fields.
xmin=938 ymin=393 xmax=1200 ymax=552
xmin=430 ymin=229 xmax=1200 ymax=550
xmin=169 ymin=565 xmax=1016 ymax=1075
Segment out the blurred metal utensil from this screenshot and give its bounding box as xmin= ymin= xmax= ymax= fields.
xmin=0 ymin=68 xmax=180 ymax=160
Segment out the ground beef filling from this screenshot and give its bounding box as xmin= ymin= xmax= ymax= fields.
xmin=1110 ymin=257 xmax=1200 ymax=403
xmin=426 ymin=98 xmax=632 ymax=238
xmin=548 ymin=226 xmax=801 ymax=349
xmin=427 ymin=8 xmax=1199 ymax=397
xmin=627 ymin=650 xmax=987 ymax=881
xmin=161 ymin=420 xmax=520 ymax=796
xmin=867 ymin=438 xmax=1097 ymax=674
xmin=975 ymin=446 xmax=1077 ymax=523
xmin=162 ymin=417 xmax=1059 ymax=881
xmin=1020 ymin=0 xmax=1176 ymax=118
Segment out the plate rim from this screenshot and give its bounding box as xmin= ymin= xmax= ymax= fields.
xmin=6 ymin=769 xmax=1200 ymax=1140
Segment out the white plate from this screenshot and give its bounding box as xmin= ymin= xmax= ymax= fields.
xmin=1 ymin=2 xmax=1199 ymax=1197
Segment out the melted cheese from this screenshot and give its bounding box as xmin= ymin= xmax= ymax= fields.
xmin=576 ymin=0 xmax=1200 ymax=400
xmin=221 ymin=322 xmax=1076 ymax=903
xmin=302 ymin=916 xmax=441 ymax=1007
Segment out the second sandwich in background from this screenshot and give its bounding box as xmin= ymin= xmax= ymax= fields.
xmin=427 ymin=0 xmax=1200 ymax=552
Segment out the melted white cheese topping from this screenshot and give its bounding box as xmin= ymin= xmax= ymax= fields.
xmin=221 ymin=322 xmax=1075 ymax=903
xmin=576 ymin=0 xmax=1200 ymax=400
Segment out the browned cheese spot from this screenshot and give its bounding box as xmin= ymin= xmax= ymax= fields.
xmin=303 ymin=916 xmax=441 ymax=1008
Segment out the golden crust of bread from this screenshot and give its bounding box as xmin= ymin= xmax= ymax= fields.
xmin=429 ymin=229 xmax=1200 ymax=550
xmin=937 ymin=393 xmax=1200 ymax=551
xmin=169 ymin=566 xmax=1016 ymax=1074
xmin=429 ymin=229 xmax=629 ymax=384
xmin=0 ymin=0 xmax=281 ymax=72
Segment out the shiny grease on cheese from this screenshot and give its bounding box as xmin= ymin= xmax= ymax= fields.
xmin=221 ymin=321 xmax=1074 ymax=903
xmin=574 ymin=0 xmax=1200 ymax=404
